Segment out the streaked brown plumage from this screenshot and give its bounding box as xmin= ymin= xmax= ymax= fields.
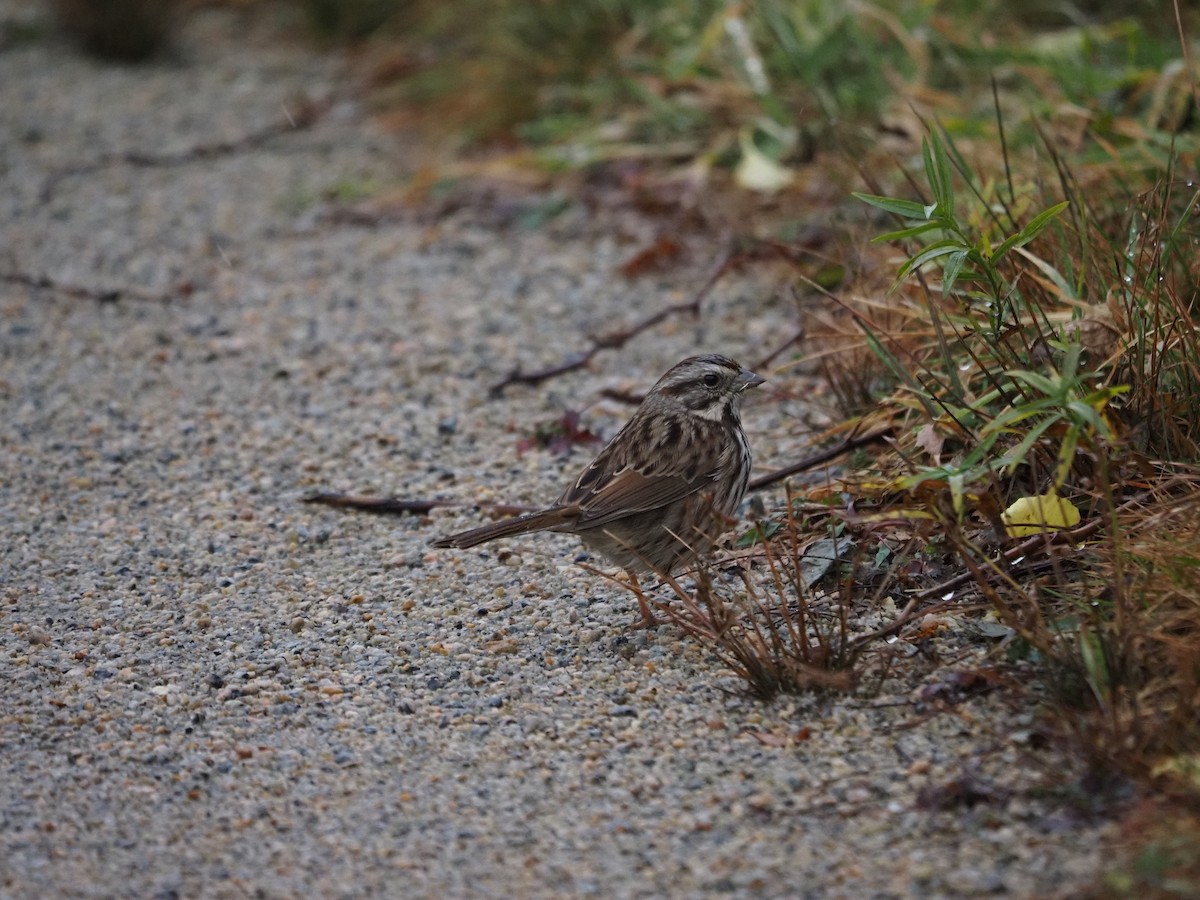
xmin=432 ymin=355 xmax=764 ymax=620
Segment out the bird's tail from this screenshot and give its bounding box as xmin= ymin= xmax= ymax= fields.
xmin=431 ymin=508 xmax=571 ymax=549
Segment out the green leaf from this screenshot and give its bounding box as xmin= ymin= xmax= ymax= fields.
xmin=991 ymin=201 xmax=1070 ymax=262
xmin=1079 ymin=387 xmax=1129 ymax=434
xmin=1006 ymin=368 xmax=1061 ymax=398
xmin=1054 ymin=426 xmax=1080 ymax=486
xmin=999 ymin=417 xmax=1057 ymax=474
xmin=1079 ymin=627 xmax=1111 ymax=705
xmin=852 ymin=192 xmax=929 ymax=219
xmin=941 ymin=249 xmax=969 ymax=296
xmin=859 ymin=321 xmax=937 ymax=418
xmin=736 ymin=520 xmax=782 ymax=548
xmin=897 ymin=240 xmax=966 ymax=279
xmin=1066 ymin=399 xmax=1108 ymax=433
xmin=948 ymin=471 xmax=965 ymax=520
xmin=1020 ymin=247 xmax=1078 ymax=300
xmin=873 ymin=221 xmax=946 ymax=243
xmin=985 ymin=403 xmax=1043 ymax=434
xmin=861 ymin=326 xmax=915 ymax=389
xmin=923 ymin=132 xmax=955 ymax=219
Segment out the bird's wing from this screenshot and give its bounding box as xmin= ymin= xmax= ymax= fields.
xmin=571 ymin=468 xmax=719 ymax=530
xmin=559 ymin=434 xmax=725 ymax=530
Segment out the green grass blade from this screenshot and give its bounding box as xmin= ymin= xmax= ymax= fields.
xmin=852 ymin=192 xmax=929 ymax=219
xmin=991 ymin=201 xmax=1070 ymax=263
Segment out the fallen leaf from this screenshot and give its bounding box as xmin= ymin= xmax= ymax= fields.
xmin=915 ymin=423 xmax=945 ymax=463
xmin=619 ymin=236 xmax=682 ymax=278
xmin=734 ymin=129 xmax=792 ymax=193
xmin=1001 ymin=491 xmax=1081 ymax=537
xmin=516 ymin=410 xmax=601 ymax=457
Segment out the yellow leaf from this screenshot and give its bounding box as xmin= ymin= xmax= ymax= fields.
xmin=1001 ymin=491 xmax=1081 ymax=537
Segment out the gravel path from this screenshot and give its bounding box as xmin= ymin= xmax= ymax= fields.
xmin=1 ymin=5 xmax=1112 ymax=897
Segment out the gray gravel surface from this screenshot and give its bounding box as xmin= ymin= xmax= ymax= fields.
xmin=2 ymin=4 xmax=1112 ymax=898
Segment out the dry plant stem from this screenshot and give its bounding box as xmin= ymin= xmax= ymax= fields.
xmin=488 ymin=246 xmax=738 ymax=397
xmin=753 ymin=320 xmax=806 ymax=371
xmin=747 ymin=426 xmax=893 ymax=492
xmin=1174 ymin=0 xmax=1200 ymax=115
xmin=304 ymin=494 xmax=454 ymax=514
xmin=592 ymin=561 xmax=736 ymax=647
xmin=854 ymin=528 xmax=1096 ymax=649
xmin=304 ymin=493 xmax=535 ymax=517
xmin=944 ymin=531 xmax=1030 ymax=633
xmin=673 ymin=488 xmax=856 ymax=696
xmin=663 ymin=571 xmax=786 ymax=698
xmin=0 ymin=269 xmax=179 ymax=304
xmin=39 ymin=95 xmax=328 ymax=203
xmin=763 ymin=497 xmax=816 ymax=659
xmin=848 ymin=595 xmax=922 ymax=651
xmin=486 ymin=235 xmax=827 ymax=397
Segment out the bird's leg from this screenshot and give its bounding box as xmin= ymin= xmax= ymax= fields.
xmin=622 ymin=568 xmax=661 ymax=629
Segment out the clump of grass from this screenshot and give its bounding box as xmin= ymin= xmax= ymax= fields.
xmin=362 ymin=0 xmax=676 ymax=147
xmin=336 ymin=0 xmax=1191 ymax=200
xmin=637 ymin=492 xmax=870 ymax=701
xmin=825 ymin=113 xmax=1200 ymax=789
xmin=927 ymin=476 xmax=1200 ymax=779
xmin=1062 ymin=493 xmax=1200 ymax=773
xmin=347 ymin=1 xmax=931 ymax=157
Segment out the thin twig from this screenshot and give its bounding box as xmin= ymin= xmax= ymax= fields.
xmin=0 ymin=269 xmax=182 ymax=304
xmin=486 ymin=235 xmax=829 ymax=397
xmin=39 ymin=95 xmax=328 ymax=203
xmin=753 ymin=310 xmax=806 ymax=371
xmin=303 ymin=493 xmax=534 ymax=517
xmin=1173 ymin=0 xmax=1199 ymax=119
xmin=748 ymin=426 xmax=892 ymax=492
xmin=488 ymin=245 xmax=739 ymax=397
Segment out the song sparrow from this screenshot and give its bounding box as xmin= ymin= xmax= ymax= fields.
xmin=432 ymin=354 xmax=765 ymax=623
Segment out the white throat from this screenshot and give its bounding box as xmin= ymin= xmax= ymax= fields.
xmin=691 ymin=397 xmax=736 ymax=422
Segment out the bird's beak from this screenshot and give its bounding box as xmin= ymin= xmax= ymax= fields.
xmin=736 ymin=368 xmax=766 ymax=391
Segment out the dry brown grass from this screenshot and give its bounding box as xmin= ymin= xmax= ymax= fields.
xmin=647 ymin=496 xmax=863 ymax=700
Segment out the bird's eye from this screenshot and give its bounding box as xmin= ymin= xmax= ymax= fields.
xmin=702 ymin=373 xmax=720 ymax=387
